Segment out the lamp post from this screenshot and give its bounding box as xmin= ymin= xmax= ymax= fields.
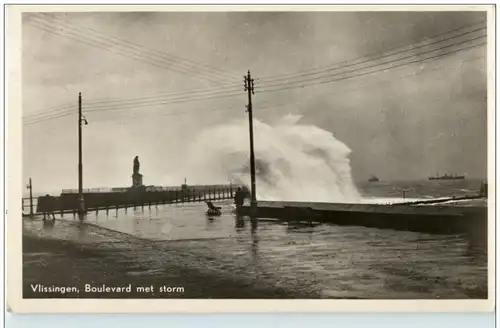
xmin=78 ymin=92 xmax=88 ymax=220
xmin=26 ymin=177 xmax=33 ymax=217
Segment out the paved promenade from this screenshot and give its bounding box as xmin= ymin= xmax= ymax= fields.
xmin=23 ymin=218 xmax=313 ymax=299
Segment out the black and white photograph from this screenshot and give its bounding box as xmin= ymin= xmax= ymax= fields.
xmin=7 ymin=4 xmax=495 ymax=312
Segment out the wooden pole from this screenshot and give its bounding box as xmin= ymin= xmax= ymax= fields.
xmin=27 ymin=178 xmax=33 ymax=217
xmin=244 ymin=70 xmax=258 ymax=215
xmin=78 ymin=92 xmax=86 ymax=220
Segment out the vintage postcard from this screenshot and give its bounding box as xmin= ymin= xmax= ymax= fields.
xmin=6 ymin=3 xmax=496 ymax=313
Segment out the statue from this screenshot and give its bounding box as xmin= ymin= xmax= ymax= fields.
xmin=133 ymin=156 xmax=140 ymax=175
xmin=131 ymin=156 xmax=143 ymax=188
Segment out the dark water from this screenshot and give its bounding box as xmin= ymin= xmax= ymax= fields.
xmin=23 ymin=179 xmax=488 ymax=299
xmin=357 ymin=178 xmax=484 ymax=200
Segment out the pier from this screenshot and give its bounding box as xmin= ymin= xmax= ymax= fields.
xmin=22 ymin=155 xmax=240 ymax=219
xmin=22 ymin=184 xmax=236 ymax=219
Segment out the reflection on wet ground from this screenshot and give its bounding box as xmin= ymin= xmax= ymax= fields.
xmin=23 ymin=200 xmax=487 ymax=299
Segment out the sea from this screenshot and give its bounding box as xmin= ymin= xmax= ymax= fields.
xmin=22 ymin=179 xmax=488 ymax=299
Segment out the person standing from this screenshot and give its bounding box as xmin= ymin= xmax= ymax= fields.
xmin=234 ymin=187 xmax=246 ymax=209
xmin=42 ymin=194 xmax=56 ymax=221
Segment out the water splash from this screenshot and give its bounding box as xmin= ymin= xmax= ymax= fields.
xmin=182 ymin=114 xmax=361 ymax=203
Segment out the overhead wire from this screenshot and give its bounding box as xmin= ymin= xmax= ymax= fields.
xmin=27 ymin=14 xmax=240 ymax=86
xmin=25 ymin=19 xmax=485 ymax=116
xmin=256 ymin=20 xmax=486 ymax=82
xmin=257 ymin=32 xmax=485 ymax=90
xmin=23 ymin=22 xmax=486 ymax=124
xmin=25 ymin=53 xmax=483 ymax=126
xmin=257 ymin=40 xmax=485 ymax=94
xmin=32 ymin=12 xmax=241 ymax=83
xmin=23 ymin=39 xmax=484 ymax=125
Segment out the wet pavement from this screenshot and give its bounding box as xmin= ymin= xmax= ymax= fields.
xmin=23 ymin=200 xmax=488 ymax=299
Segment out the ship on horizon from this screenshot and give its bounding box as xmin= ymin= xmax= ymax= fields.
xmin=428 ymin=172 xmax=466 ymax=180
xmin=368 ymin=174 xmax=379 ymax=182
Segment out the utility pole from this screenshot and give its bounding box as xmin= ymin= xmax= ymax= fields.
xmin=244 ymin=70 xmax=257 ymax=214
xmin=78 ymin=92 xmax=87 ymax=220
xmin=26 ymin=177 xmax=33 ymax=217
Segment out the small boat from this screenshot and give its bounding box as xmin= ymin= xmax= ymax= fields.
xmin=368 ymin=175 xmax=379 ymax=182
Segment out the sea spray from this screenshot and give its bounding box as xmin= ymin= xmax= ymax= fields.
xmin=182 ymin=114 xmax=361 ymax=203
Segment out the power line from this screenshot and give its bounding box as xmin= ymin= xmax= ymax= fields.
xmin=23 ymin=40 xmax=484 ymax=124
xmin=23 ymin=29 xmax=485 ymax=123
xmin=24 ymin=53 xmax=483 ymax=126
xmin=86 ymin=24 xmax=485 ymax=104
xmin=23 ymin=21 xmax=486 ymax=120
xmin=258 ymin=41 xmax=485 ymax=94
xmin=25 ymin=18 xmax=486 ymax=113
xmin=22 ymin=87 xmax=245 ymax=123
xmin=254 ymin=56 xmax=485 ymax=117
xmin=32 ymin=13 xmax=241 ymax=84
xmin=82 ymin=85 xmax=242 ymax=107
xmin=27 ymin=16 xmax=239 ymax=86
xmin=258 ymin=33 xmax=485 ymax=89
xmin=27 ymin=20 xmax=229 ymax=87
xmin=257 ymin=20 xmax=486 ymax=82
xmin=28 ymin=34 xmax=482 ymax=120
xmin=23 ymin=92 xmax=246 ymax=125
xmin=23 ymin=110 xmax=75 ymax=125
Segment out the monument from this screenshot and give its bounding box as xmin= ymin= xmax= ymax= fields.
xmin=132 ymin=156 xmax=143 ymax=188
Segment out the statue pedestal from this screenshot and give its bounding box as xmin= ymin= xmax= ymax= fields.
xmin=132 ymin=173 xmax=143 ymax=188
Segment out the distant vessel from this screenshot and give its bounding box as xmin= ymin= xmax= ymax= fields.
xmin=428 ymin=173 xmax=465 ymax=180
xmin=368 ymin=175 xmax=379 ymax=182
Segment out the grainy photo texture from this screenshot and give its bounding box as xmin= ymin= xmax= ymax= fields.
xmin=19 ymin=8 xmax=491 ymax=303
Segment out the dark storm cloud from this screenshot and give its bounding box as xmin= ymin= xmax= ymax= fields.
xmin=347 ymin=11 xmax=486 ymax=54
xmin=22 ymin=10 xmax=489 ymax=192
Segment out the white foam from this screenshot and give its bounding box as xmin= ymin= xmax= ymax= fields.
xmin=182 ymin=114 xmax=361 ymax=203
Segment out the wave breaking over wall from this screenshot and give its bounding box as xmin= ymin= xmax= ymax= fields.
xmin=182 ymin=114 xmax=361 ymax=203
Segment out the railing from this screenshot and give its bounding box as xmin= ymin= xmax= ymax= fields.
xmin=22 ymin=197 xmax=38 ymax=216
xmin=22 ymin=184 xmax=242 ymax=218
xmin=62 ymin=188 xmax=129 ymax=193
xmin=60 ymin=184 xmax=241 ymax=194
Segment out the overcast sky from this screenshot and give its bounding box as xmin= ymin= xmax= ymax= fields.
xmin=22 ymin=11 xmax=488 ymax=193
